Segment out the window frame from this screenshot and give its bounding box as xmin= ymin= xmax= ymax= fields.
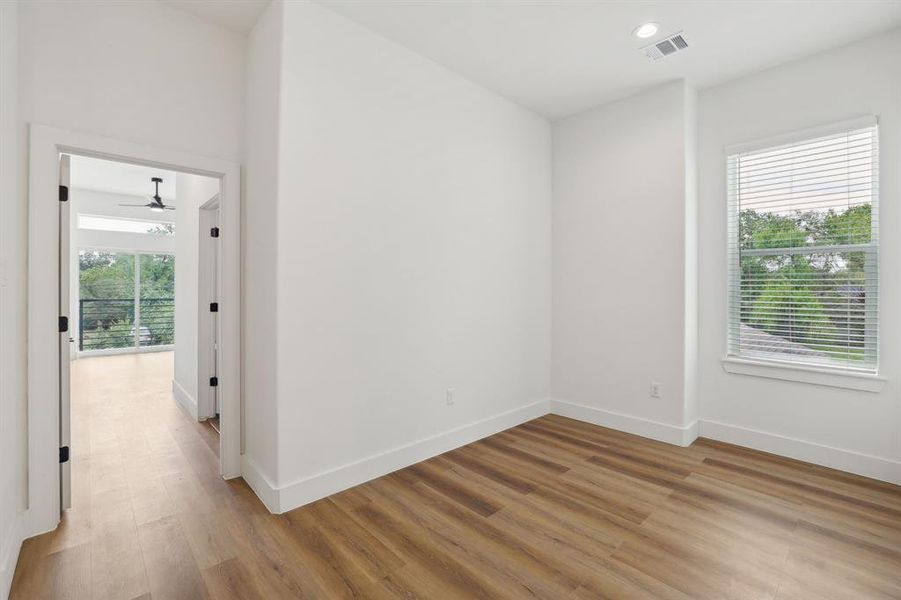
xmin=722 ymin=116 xmax=884 ymax=391
xmin=77 ymin=213 xmax=175 ymax=236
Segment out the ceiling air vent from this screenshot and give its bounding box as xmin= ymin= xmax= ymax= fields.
xmin=642 ymin=32 xmax=689 ymax=61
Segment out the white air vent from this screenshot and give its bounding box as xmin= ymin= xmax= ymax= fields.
xmin=642 ymin=32 xmax=689 ymax=61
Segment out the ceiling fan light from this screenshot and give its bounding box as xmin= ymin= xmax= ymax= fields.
xmin=150 ymin=205 xmax=164 ymax=213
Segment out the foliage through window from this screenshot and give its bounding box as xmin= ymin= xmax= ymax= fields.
xmin=727 ymin=121 xmax=878 ymax=372
xmin=78 ymin=251 xmax=175 ymax=351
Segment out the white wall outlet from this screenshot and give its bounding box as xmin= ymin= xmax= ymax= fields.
xmin=650 ymin=382 xmax=662 ymax=398
xmin=446 ymin=388 xmax=456 ymax=406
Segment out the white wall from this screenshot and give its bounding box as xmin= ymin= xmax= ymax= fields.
xmin=551 ymin=81 xmax=698 ymax=444
xmin=242 ymin=0 xmax=283 ymax=487
xmin=255 ymin=0 xmax=552 ymax=510
xmin=697 ymin=30 xmax=901 ymax=479
xmin=174 ymin=173 xmax=219 ymax=418
xmin=0 ymin=2 xmax=25 ymax=596
xmin=18 ymin=0 xmax=244 ymax=162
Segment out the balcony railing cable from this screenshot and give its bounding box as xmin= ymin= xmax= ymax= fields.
xmin=78 ymin=297 xmax=174 ymax=351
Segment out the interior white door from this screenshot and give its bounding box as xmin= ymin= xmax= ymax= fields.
xmin=211 ymin=207 xmax=220 ymax=416
xmin=198 ymin=200 xmax=220 ymax=419
xmin=59 ymin=153 xmax=71 ymax=511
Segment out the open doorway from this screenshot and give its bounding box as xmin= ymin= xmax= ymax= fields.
xmin=58 ymin=154 xmax=223 ymax=511
xmin=28 ymin=125 xmax=241 ymax=536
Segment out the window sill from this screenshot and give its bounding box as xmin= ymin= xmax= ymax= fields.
xmin=721 ymin=357 xmax=885 ymax=393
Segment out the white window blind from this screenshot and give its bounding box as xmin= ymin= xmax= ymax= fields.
xmin=727 ymin=121 xmax=879 ymax=372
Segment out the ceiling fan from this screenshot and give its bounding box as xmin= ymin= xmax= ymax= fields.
xmin=119 ymin=177 xmax=174 ymax=212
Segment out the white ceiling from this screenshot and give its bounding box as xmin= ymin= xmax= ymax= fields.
xmin=315 ymin=0 xmax=901 ymax=119
xmin=160 ymin=0 xmax=271 ymax=35
xmin=70 ymin=155 xmax=177 ymax=202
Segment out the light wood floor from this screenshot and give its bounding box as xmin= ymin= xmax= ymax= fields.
xmin=11 ymin=353 xmax=901 ymax=599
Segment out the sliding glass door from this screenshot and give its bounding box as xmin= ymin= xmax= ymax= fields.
xmin=78 ymin=250 xmax=175 ymax=352
xmin=79 ymin=251 xmax=136 ymax=350
xmin=139 ymin=254 xmax=175 ymax=347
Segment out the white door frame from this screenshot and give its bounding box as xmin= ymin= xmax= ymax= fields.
xmin=27 ymin=124 xmax=242 ymax=537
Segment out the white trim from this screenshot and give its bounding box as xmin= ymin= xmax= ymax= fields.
xmin=27 ymin=124 xmax=242 ymax=537
xmin=683 ymin=419 xmax=700 ymax=447
xmin=724 ymin=115 xmax=877 ymax=155
xmin=239 ymin=397 xmax=898 ymax=516
xmin=240 ymin=455 xmax=280 ymax=514
xmin=721 ymin=357 xmax=885 ymax=392
xmin=0 ymin=513 xmax=25 ymax=600
xmin=551 ymin=399 xmax=699 ymax=447
xmin=171 ymin=379 xmax=198 ymax=420
xmin=265 ymin=400 xmax=551 ymax=514
xmin=698 ymin=419 xmax=901 ymax=485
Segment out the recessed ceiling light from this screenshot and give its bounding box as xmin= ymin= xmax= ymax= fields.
xmin=633 ymin=22 xmax=659 ymax=39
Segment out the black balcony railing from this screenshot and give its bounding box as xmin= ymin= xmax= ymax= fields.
xmin=79 ymin=298 xmax=174 ymax=351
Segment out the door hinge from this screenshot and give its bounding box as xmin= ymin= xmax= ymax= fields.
xmin=59 ymin=185 xmax=69 ymax=202
xmin=209 ymin=376 xmax=219 ymax=387
xmin=210 ymin=302 xmax=219 ymax=313
xmin=58 ymin=316 xmax=69 ymax=333
xmin=210 ymin=227 xmax=220 ymax=238
xmin=59 ymin=446 xmax=70 ymax=463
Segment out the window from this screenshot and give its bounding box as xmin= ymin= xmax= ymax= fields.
xmin=78 ymin=251 xmax=174 ymax=351
xmin=727 ymin=120 xmax=879 ymax=373
xmin=78 ymin=214 xmax=175 ymax=235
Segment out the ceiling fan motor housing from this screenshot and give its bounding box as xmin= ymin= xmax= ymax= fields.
xmin=119 ymin=176 xmax=174 ymax=210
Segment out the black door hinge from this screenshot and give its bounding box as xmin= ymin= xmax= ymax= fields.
xmin=210 ymin=302 xmax=219 ymax=313
xmin=210 ymin=227 xmax=220 ymax=238
xmin=59 ymin=185 xmax=69 ymax=202
xmin=59 ymin=446 xmax=70 ymax=463
xmin=209 ymin=376 xmax=219 ymax=387
xmin=59 ymin=316 xmax=68 ymax=333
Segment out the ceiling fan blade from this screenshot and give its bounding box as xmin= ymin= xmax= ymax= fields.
xmin=163 ymin=206 xmax=176 ymax=210
xmin=119 ymin=203 xmax=151 ymax=207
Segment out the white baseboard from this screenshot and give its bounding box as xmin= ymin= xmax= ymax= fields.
xmin=0 ymin=513 xmax=25 ymax=600
xmin=551 ymin=399 xmax=698 ymax=447
xmin=239 ymin=398 xmax=899 ymax=516
xmin=171 ymin=379 xmax=197 ymax=420
xmin=266 ymin=399 xmax=551 ymax=514
xmin=682 ymin=419 xmax=700 ymax=447
xmin=240 ymin=455 xmax=280 ymax=513
xmin=699 ymin=419 xmax=901 ymax=485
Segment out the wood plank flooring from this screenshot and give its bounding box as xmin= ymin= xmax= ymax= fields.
xmin=11 ymin=352 xmax=901 ymax=599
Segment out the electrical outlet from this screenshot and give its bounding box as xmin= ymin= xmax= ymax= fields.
xmin=650 ymin=382 xmax=662 ymax=398
xmin=446 ymin=388 xmax=456 ymax=406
